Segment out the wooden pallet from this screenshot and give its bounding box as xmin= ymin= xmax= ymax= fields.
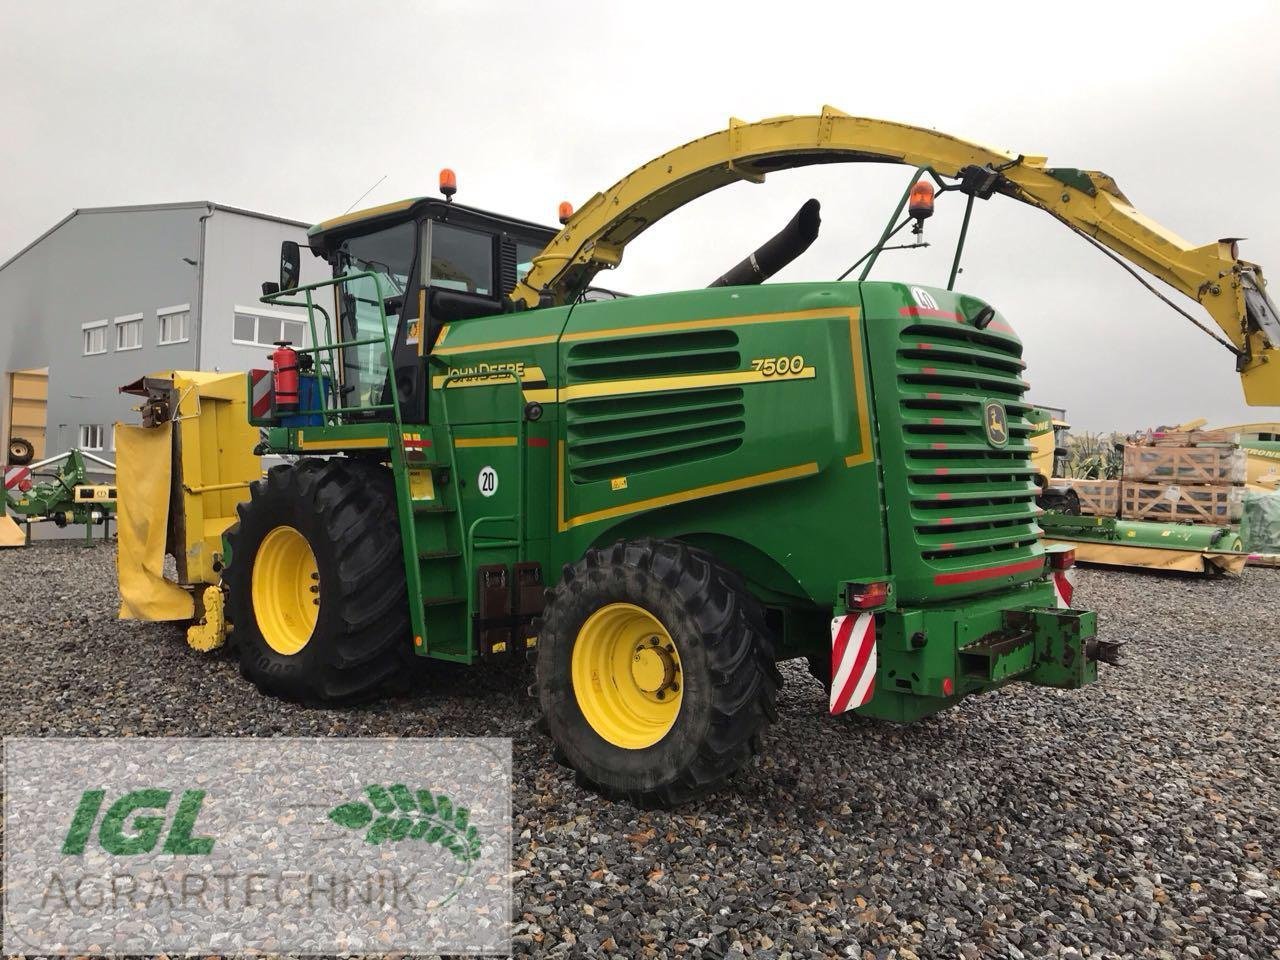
xmin=1131 ymin=428 xmax=1240 ymax=448
xmin=1059 ymin=478 xmax=1120 ymax=516
xmin=1120 ymin=481 xmax=1243 ymax=523
xmin=1123 ymin=444 xmax=1246 ymax=485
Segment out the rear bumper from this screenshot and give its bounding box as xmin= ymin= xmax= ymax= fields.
xmin=846 ymin=576 xmax=1102 ymax=723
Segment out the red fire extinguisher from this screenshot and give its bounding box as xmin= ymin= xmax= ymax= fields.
xmin=271 ymin=340 xmax=300 ymax=413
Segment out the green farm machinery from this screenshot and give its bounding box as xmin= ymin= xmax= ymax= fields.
xmin=3 ymin=450 xmax=117 ymax=547
xmin=117 ymin=109 xmax=1279 ymax=803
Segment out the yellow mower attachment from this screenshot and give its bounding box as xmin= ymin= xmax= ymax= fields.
xmin=116 ymin=371 xmax=260 ymax=649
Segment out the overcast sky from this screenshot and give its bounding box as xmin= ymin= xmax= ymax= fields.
xmin=3 ymin=1 xmax=1278 ymax=432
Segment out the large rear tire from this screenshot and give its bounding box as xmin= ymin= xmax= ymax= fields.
xmin=225 ymin=458 xmax=413 ymax=704
xmin=537 ymin=539 xmax=780 ymax=806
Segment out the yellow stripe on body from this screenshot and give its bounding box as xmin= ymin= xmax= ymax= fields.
xmin=557 ymin=445 xmax=819 ymax=531
xmin=559 ymin=306 xmax=857 ymax=344
xmin=455 ymin=437 xmax=518 ymax=448
xmin=295 ymin=432 xmax=388 ymax=450
xmin=558 ymin=366 xmax=814 ymax=403
xmin=433 ymin=332 xmax=559 ymax=357
xmin=844 ymin=314 xmax=874 ymax=467
xmin=432 ymin=305 xmax=858 ymax=358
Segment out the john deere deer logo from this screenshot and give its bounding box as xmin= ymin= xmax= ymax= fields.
xmin=984 ymin=400 xmax=1009 ymax=447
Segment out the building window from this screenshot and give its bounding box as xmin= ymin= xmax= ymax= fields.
xmin=115 ymin=313 xmax=143 ymax=351
xmin=79 ymin=424 xmax=104 ymax=450
xmin=82 ymin=321 xmax=108 ymax=356
xmin=233 ymin=309 xmax=307 ymax=348
xmin=158 ymin=304 xmax=191 ymax=345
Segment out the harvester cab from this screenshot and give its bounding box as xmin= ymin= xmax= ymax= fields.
xmin=270 ymin=174 xmax=558 ymax=430
xmin=118 ymin=107 xmax=1275 ymax=806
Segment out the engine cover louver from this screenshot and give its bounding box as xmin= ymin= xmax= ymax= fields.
xmin=564 ymin=330 xmax=746 ymax=484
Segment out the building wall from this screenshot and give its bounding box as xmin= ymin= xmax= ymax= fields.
xmin=0 ymin=205 xmax=203 ymax=468
xmin=198 ymin=210 xmax=329 ymax=374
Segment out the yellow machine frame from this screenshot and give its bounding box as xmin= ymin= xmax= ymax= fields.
xmin=116 ymin=371 xmax=260 ymax=645
xmin=512 ymin=106 xmax=1279 ymax=405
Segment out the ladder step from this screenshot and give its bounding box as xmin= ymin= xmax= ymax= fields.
xmin=413 ymin=502 xmax=455 ymax=515
xmin=418 ymin=549 xmax=461 ymax=561
xmin=423 ymin=595 xmax=466 ymax=609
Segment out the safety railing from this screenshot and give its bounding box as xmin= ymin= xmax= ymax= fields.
xmin=261 ymin=271 xmax=402 ymax=425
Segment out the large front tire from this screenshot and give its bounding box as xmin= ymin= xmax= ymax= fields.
xmin=537 ymin=539 xmax=780 ymax=806
xmin=225 ymin=458 xmax=412 ymax=704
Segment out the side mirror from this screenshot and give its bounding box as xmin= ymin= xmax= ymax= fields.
xmin=280 ymin=240 xmax=301 ymax=292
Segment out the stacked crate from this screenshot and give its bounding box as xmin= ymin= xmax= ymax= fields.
xmin=1120 ymin=429 xmax=1245 ymax=523
xmin=1058 ymin=478 xmax=1120 ymax=516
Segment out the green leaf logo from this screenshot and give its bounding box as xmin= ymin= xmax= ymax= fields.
xmin=328 ymin=784 xmax=481 ymax=862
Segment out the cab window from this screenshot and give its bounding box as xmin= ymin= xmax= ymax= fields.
xmin=428 ymin=222 xmax=493 ymax=295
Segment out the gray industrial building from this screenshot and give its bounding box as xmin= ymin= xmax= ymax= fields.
xmin=0 ymin=202 xmax=328 ymax=474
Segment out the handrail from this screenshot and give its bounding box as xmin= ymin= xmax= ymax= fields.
xmin=262 ymin=270 xmax=403 ymax=424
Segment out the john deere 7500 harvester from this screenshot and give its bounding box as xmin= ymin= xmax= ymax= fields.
xmin=118 ymin=108 xmax=1280 ymax=804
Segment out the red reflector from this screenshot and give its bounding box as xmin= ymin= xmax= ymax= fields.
xmin=1048 ymin=548 xmax=1076 ymax=571
xmin=942 ymin=677 xmax=954 ymax=696
xmin=848 ymin=581 xmax=889 ymax=609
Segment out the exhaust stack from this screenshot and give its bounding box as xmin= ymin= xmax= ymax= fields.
xmin=709 ymin=199 xmax=821 ymax=287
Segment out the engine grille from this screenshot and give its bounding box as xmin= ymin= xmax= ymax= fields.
xmin=566 ymin=387 xmax=746 ymax=485
xmin=895 ymin=321 xmax=1040 ymax=576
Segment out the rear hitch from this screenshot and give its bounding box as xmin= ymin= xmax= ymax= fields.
xmin=1088 ymin=637 xmax=1125 ymax=666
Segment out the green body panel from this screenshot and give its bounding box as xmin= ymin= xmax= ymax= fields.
xmin=862 ymin=578 xmax=1097 ymax=722
xmin=260 ymin=276 xmax=1099 ymax=719
xmin=858 ymin=284 xmax=1042 ymax=605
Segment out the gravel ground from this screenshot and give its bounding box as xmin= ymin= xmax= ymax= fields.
xmin=1 ymin=541 xmax=1278 ymax=959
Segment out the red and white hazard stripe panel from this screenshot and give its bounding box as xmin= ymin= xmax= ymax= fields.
xmin=1052 ymin=569 xmax=1076 ymax=609
xmin=249 ymin=369 xmax=274 ymax=419
xmin=4 ymin=466 xmax=31 ymax=491
xmin=829 ymin=612 xmax=877 ymax=715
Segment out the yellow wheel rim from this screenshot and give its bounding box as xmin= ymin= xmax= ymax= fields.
xmin=571 ymin=602 xmax=684 ymax=749
xmin=251 ymin=525 xmax=319 ymax=655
